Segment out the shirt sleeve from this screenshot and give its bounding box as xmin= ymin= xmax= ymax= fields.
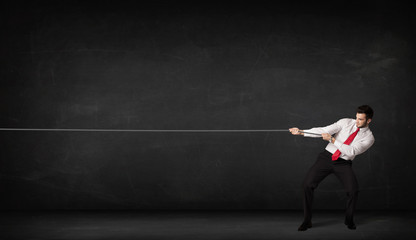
xmin=333 ymin=135 xmax=375 ymax=159
xmin=303 ymin=119 xmax=345 ymax=138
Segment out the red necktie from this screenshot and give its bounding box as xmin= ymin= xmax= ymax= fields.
xmin=332 ymin=128 xmax=360 ymax=161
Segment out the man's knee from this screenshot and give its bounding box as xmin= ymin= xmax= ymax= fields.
xmin=346 ymin=188 xmax=359 ymax=197
xmin=302 ymin=181 xmax=316 ymax=191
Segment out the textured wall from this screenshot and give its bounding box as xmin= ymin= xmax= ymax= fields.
xmin=0 ymin=1 xmax=415 ymax=209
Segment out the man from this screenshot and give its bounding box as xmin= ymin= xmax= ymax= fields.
xmin=289 ymin=105 xmax=375 ymax=231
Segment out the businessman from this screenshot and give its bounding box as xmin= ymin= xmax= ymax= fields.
xmin=289 ymin=105 xmax=375 ymax=231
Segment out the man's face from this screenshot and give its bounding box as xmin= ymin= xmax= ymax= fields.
xmin=356 ymin=113 xmax=371 ymax=128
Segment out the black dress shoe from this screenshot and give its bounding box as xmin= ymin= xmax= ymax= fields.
xmin=298 ymin=221 xmax=312 ymax=231
xmin=345 ymin=223 xmax=356 ymax=230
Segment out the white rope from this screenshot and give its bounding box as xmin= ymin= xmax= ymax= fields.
xmin=0 ymin=128 xmax=290 ymax=133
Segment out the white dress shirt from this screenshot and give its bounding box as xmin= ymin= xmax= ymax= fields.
xmin=303 ymin=118 xmax=375 ymax=160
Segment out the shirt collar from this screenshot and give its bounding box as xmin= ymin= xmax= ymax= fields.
xmin=358 ymin=126 xmax=369 ymax=132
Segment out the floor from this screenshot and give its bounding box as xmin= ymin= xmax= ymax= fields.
xmin=1 ymin=210 xmax=415 ymax=240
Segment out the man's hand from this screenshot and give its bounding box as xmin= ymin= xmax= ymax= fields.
xmin=322 ymin=133 xmax=333 ymax=143
xmin=289 ymin=128 xmax=303 ymax=135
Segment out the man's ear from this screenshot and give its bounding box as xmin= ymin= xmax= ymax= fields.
xmin=367 ymin=118 xmax=372 ymax=125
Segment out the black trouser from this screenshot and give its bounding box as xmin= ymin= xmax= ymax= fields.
xmin=302 ymin=151 xmax=359 ymax=225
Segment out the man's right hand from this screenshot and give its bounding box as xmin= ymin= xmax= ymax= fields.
xmin=289 ymin=128 xmax=303 ymax=135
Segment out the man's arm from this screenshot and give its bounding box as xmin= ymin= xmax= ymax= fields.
xmin=333 ymin=137 xmax=375 ymax=159
xmin=290 ymin=119 xmax=346 ymax=139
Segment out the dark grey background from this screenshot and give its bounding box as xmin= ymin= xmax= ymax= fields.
xmin=1 ymin=1 xmax=415 ymax=210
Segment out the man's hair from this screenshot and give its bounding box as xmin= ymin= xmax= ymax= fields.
xmin=357 ymin=105 xmax=374 ymax=119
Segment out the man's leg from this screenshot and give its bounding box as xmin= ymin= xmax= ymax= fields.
xmin=333 ymin=161 xmax=359 ymax=229
xmin=299 ymin=151 xmax=332 ymax=231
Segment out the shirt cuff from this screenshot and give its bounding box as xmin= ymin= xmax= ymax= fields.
xmin=302 ymin=129 xmax=319 ymax=138
xmin=303 ymin=132 xmax=312 ymax=137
